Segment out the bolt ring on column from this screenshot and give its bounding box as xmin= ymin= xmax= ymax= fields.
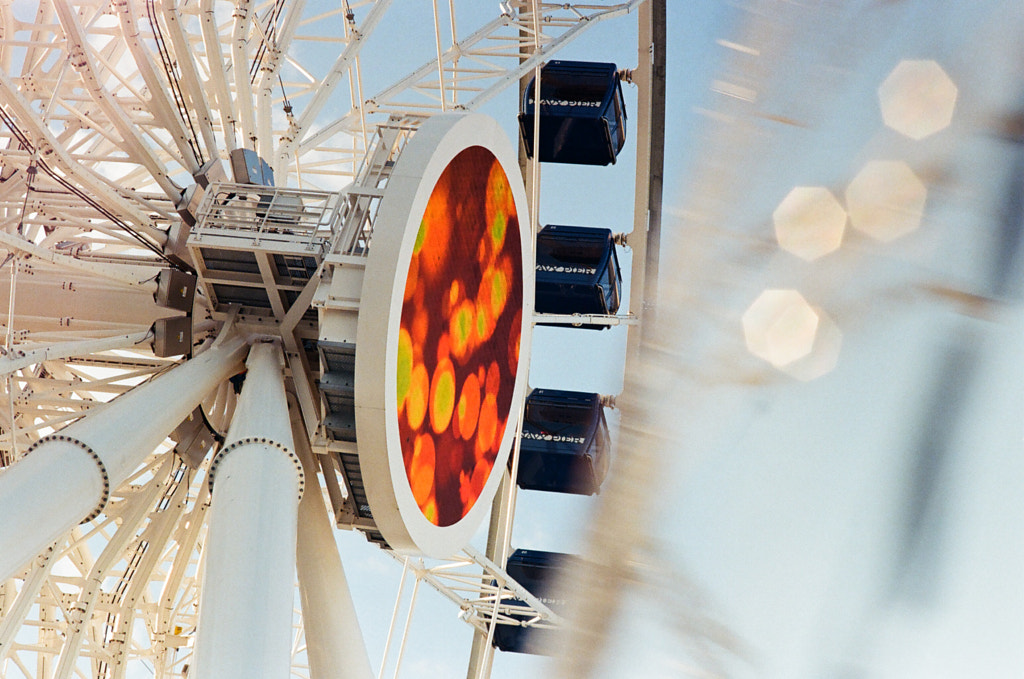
xmin=207 ymin=436 xmax=305 ymax=501
xmin=25 ymin=434 xmax=110 ymax=523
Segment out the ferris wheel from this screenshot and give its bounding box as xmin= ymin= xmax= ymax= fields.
xmin=0 ymin=2 xmax=668 ymax=678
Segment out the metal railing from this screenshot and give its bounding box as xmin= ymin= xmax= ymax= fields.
xmin=332 ymin=117 xmax=419 ymax=256
xmin=193 ymin=183 xmax=345 ymax=251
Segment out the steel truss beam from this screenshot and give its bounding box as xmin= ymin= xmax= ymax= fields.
xmin=379 ymin=544 xmax=563 ymax=676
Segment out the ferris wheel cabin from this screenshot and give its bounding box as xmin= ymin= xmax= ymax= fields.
xmin=535 ymin=225 xmax=623 ymax=328
xmin=492 ymin=548 xmax=578 ymax=655
xmin=517 ymin=389 xmax=611 ymax=495
xmin=518 ymin=60 xmax=627 ymax=166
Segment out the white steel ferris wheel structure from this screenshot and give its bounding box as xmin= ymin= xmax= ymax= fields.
xmin=0 ymin=2 xmax=666 ymax=679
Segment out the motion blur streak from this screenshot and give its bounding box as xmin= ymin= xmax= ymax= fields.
xmin=554 ymin=2 xmax=1024 ymax=677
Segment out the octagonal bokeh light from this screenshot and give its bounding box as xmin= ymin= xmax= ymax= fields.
xmin=846 ymin=160 xmax=927 ymax=242
xmin=878 ymin=59 xmax=958 ymax=140
xmin=779 ymin=306 xmax=842 ymax=381
xmin=742 ymin=289 xmax=819 ymax=368
xmin=773 ymin=186 xmax=847 ymax=261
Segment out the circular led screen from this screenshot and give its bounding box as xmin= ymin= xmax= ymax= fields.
xmin=354 ymin=114 xmax=532 ymax=557
xmin=398 ymin=146 xmax=522 ymax=527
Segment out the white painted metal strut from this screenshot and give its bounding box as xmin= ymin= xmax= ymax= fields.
xmin=193 ymin=341 xmax=304 ymax=679
xmin=0 ymin=232 xmax=163 ymax=289
xmin=274 ymin=0 xmax=394 ymax=175
xmin=230 ymin=0 xmax=258 ymax=151
xmin=50 ymin=458 xmax=175 ymax=679
xmin=0 ymin=542 xmax=58 ymax=657
xmin=292 ymin=398 xmax=374 ymax=679
xmin=0 ymin=69 xmax=163 ymax=240
xmin=0 ymin=333 xmax=247 ymax=581
xmin=0 ymin=330 xmax=152 ymax=378
xmin=200 ymin=0 xmax=240 ymax=151
xmin=53 ymin=0 xmax=182 ymax=201
xmin=158 ymin=0 xmax=220 ymax=160
xmin=113 ymin=0 xmax=202 ymax=174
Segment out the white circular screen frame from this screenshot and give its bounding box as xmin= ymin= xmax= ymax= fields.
xmin=354 ymin=113 xmax=533 ymax=557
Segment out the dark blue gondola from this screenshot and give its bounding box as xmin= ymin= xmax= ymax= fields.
xmin=518 ymin=60 xmax=627 ymax=166
xmin=517 ymin=389 xmax=611 ymax=495
xmin=492 ymin=549 xmax=577 ymax=654
xmin=535 ymin=225 xmax=622 ymax=329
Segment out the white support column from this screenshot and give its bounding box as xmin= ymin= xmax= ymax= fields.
xmin=292 ymin=402 xmax=374 ymax=679
xmin=0 ymin=335 xmax=248 ymax=581
xmin=193 ymin=342 xmax=304 ymax=679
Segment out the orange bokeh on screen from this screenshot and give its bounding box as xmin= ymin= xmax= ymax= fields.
xmin=396 ymin=146 xmax=523 ymax=527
